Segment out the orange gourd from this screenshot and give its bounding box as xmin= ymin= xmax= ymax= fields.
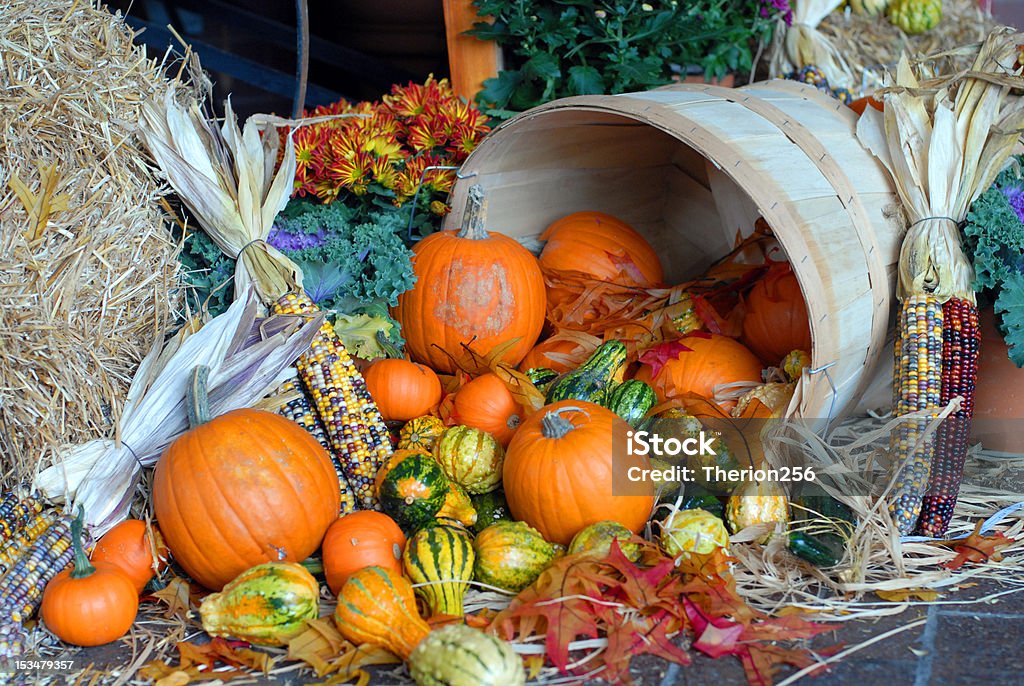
xmin=392 ymin=187 xmax=546 ymax=374
xmin=635 ymin=333 xmax=764 ymax=405
xmin=333 ymin=566 xmax=430 ymax=659
xmin=90 ymin=519 xmax=169 ymax=594
xmin=322 ymin=512 xmax=406 ymax=595
xmin=452 ymin=373 xmax=523 ymax=446
xmin=373 ymin=447 xmax=432 ymax=496
xmin=153 ymin=366 xmax=340 ymax=591
xmin=364 ymin=359 xmax=442 ymax=421
xmin=741 ymin=264 xmax=812 ymax=365
xmin=41 ymin=508 xmax=138 ymax=646
xmin=503 ymin=401 xmax=655 ymax=546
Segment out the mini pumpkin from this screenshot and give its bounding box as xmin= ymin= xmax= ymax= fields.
xmin=364 ymin=359 xmax=442 ymax=422
xmin=452 ymin=373 xmax=523 ymax=447
xmin=322 ymin=511 xmax=406 ymax=595
xmin=741 ymin=263 xmax=812 ymax=365
xmin=90 ymin=519 xmax=169 ymax=594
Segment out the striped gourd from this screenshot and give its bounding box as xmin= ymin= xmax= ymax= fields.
xmin=889 ymin=294 xmax=943 ymax=534
xmin=915 ymin=298 xmax=980 ymax=537
xmin=408 ymin=623 xmax=526 ymax=686
xmin=403 ymin=524 xmax=475 ymax=617
xmin=199 ymin=562 xmax=320 ymax=646
xmin=0 ymin=494 xmax=43 ymax=545
xmin=0 ymin=509 xmax=56 ymax=574
xmin=433 ymin=426 xmax=504 ymax=495
xmin=0 ymin=513 xmax=74 ymax=623
xmin=399 ymin=416 xmax=447 ymax=453
xmin=272 ymin=371 xmax=358 ymax=514
xmin=272 ymin=291 xmax=393 ymax=509
xmin=888 ymin=0 xmax=941 ymax=35
xmin=473 ymin=521 xmax=561 ymax=592
xmin=377 ymin=452 xmax=450 ymax=533
xmin=333 ymin=566 xmax=430 ymax=660
xmin=436 ymin=482 xmax=478 ymax=529
xmin=604 ymin=379 xmax=657 ymax=428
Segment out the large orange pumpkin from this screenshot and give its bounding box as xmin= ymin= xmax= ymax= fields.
xmin=635 ymin=334 xmax=764 ymax=405
xmin=452 ymin=373 xmax=523 ymax=446
xmin=503 ymin=400 xmax=655 ymax=546
xmin=322 ymin=511 xmax=406 ymax=595
xmin=364 ymin=359 xmax=442 ymax=421
xmin=90 ymin=519 xmax=169 ymax=594
xmin=741 ymin=264 xmax=812 ymax=365
xmin=392 ymin=189 xmax=545 ymax=374
xmin=153 ymin=366 xmax=341 ymax=590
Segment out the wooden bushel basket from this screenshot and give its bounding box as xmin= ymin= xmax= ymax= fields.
xmin=444 ymin=80 xmax=903 ymax=426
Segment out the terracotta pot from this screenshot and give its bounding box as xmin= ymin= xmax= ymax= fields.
xmin=970 ymin=307 xmax=1024 ymax=452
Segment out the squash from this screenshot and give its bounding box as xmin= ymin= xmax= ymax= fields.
xmin=322 ymin=511 xmax=406 ymax=595
xmin=433 ymin=425 xmax=504 ymax=495
xmin=90 ymin=519 xmax=168 ymax=594
xmin=567 ymin=521 xmax=640 ymax=562
xmin=403 ymin=523 xmax=475 ymax=617
xmin=399 ymin=416 xmax=447 ymax=453
xmin=377 ymin=451 xmax=449 ymax=533
xmin=408 ymin=623 xmax=526 ymax=686
xmin=604 ymin=379 xmax=657 ymax=427
xmin=524 ymin=367 xmax=559 ymax=394
xmin=740 ymin=263 xmax=811 ymax=365
xmin=640 ymin=409 xmax=742 ymax=494
xmin=470 ymin=490 xmax=513 ymax=534
xmin=725 ymin=479 xmax=790 ymax=543
xmin=545 ymin=340 xmax=628 ymax=406
xmin=392 ymin=185 xmax=545 ymax=374
xmin=41 ymin=508 xmax=138 ymax=647
xmin=374 ymin=447 xmax=433 ymax=497
xmin=849 ymin=0 xmax=887 ymax=15
xmin=436 ymin=482 xmax=478 ymax=528
xmin=334 ymin=566 xmax=430 ymax=660
xmin=504 ymin=401 xmax=655 ymax=546
xmin=153 ymin=366 xmax=340 ymax=590
xmin=452 ymin=373 xmax=523 ymax=447
xmin=200 ymin=562 xmax=319 ymax=646
xmin=659 ymin=508 xmax=729 ymax=556
xmin=473 ymin=521 xmax=561 ymax=592
xmin=787 ymin=487 xmax=855 ymax=567
xmin=364 ymin=359 xmax=442 ymax=422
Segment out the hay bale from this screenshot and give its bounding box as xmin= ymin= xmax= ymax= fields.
xmin=0 ymin=0 xmax=181 ymax=489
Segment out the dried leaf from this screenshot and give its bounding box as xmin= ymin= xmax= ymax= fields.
xmin=139 ymin=637 xmax=275 ymax=685
xmin=875 ymin=588 xmax=942 ymax=602
xmin=287 ymin=617 xmax=349 ymax=676
xmin=146 ymin=577 xmax=196 ymax=621
xmin=936 ymin=520 xmax=1016 ymax=570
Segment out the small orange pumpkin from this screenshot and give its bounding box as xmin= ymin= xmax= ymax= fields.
xmin=41 ymin=508 xmax=138 ymax=646
xmin=91 ymin=519 xmax=169 ymax=594
xmin=741 ymin=263 xmax=812 ymax=365
xmin=635 ymin=334 xmax=764 ymax=406
xmin=333 ymin=566 xmax=430 ymax=659
xmin=452 ymin=373 xmax=523 ymax=446
xmin=364 ymin=359 xmax=442 ymax=422
xmin=503 ymin=401 xmax=655 ymax=546
xmin=322 ymin=512 xmax=406 ymax=595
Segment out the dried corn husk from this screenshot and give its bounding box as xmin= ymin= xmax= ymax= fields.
xmin=33 ymin=287 xmax=324 ymax=534
xmin=769 ymin=0 xmax=857 ymax=89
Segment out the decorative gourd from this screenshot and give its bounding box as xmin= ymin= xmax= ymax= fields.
xmin=452 ymin=373 xmax=523 ymax=447
xmin=634 ymin=333 xmax=763 ymax=407
xmin=377 ymin=451 xmax=449 ymax=533
xmin=403 ymin=524 xmax=475 ymax=616
xmin=888 ymin=0 xmax=941 ymax=34
xmin=567 ymin=521 xmax=640 ymax=562
xmin=333 ymin=566 xmax=430 ymax=660
xmin=524 ymin=367 xmax=559 ymax=394
xmin=90 ymin=519 xmax=168 ymax=593
xmin=732 ymin=382 xmax=795 ymax=419
xmin=504 ymin=401 xmax=655 ymax=546
xmin=725 ymin=479 xmax=790 ymax=543
xmin=640 ymin=408 xmax=742 ymax=494
xmin=153 ymin=366 xmax=340 ymax=590
xmin=604 ymin=379 xmax=657 ymax=427
xmin=41 ymin=508 xmax=138 ymax=647
xmin=519 ymin=337 xmax=598 ymax=374
xmin=322 ymin=511 xmax=406 ymax=595
xmin=471 ymin=490 xmax=513 ymax=534
xmin=436 ymin=482 xmax=478 ymax=528
xmin=433 ymin=426 xmax=504 ymax=495
xmin=200 ymin=562 xmax=319 ymax=646
xmin=545 ymin=340 xmax=628 ymax=406
xmin=849 ymin=0 xmax=887 ymax=15
xmin=782 ymin=350 xmax=811 ymax=381
xmin=399 ymin=416 xmax=447 ymax=452
xmin=408 ymin=623 xmax=526 ymax=686
xmin=659 ymin=509 xmax=729 ymax=556
xmin=374 ymin=447 xmax=433 ymax=496
xmin=740 ymin=264 xmax=811 ymax=365
xmin=392 ymin=185 xmax=545 ymax=374
xmin=473 ymin=521 xmax=561 ymax=592
xmin=364 ymin=359 xmax=442 ymax=421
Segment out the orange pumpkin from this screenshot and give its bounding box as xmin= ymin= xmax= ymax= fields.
xmin=322 ymin=512 xmax=406 ymax=595
xmin=334 ymin=566 xmax=430 ymax=659
xmin=364 ymin=359 xmax=442 ymax=422
xmin=452 ymin=373 xmax=523 ymax=446
xmin=392 ymin=188 xmax=546 ymax=374
xmin=849 ymin=95 xmax=883 ymax=115
xmin=518 ymin=336 xmax=599 ymax=374
xmin=153 ymin=366 xmax=341 ymax=590
xmin=503 ymin=401 xmax=655 ymax=546
xmin=635 ymin=334 xmax=764 ymax=406
xmin=91 ymin=519 xmax=169 ymax=594
xmin=741 ymin=264 xmax=812 ymax=365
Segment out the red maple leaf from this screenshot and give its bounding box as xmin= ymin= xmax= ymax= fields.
xmin=638 ymin=340 xmax=692 ymax=378
xmin=939 ymin=520 xmax=1015 ymax=570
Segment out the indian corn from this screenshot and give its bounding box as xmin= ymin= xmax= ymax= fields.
xmin=0 ymin=511 xmax=74 ymax=625
xmin=0 ymin=509 xmax=56 ymax=574
xmin=0 ymin=494 xmax=44 ymax=545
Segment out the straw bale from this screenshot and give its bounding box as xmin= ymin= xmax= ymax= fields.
xmin=0 ymin=0 xmax=182 ymax=490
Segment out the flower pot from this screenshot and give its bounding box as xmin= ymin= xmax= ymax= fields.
xmin=970 ymin=307 xmax=1024 ymax=453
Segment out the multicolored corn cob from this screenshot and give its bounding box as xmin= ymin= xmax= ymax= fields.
xmin=0 ymin=510 xmax=56 ymax=574
xmin=888 ymin=294 xmax=943 ymax=534
xmin=272 ymin=372 xmax=358 ymax=515
xmin=272 ymin=291 xmax=393 ymax=509
xmin=0 ymin=512 xmax=74 ymax=624
xmin=0 ymin=494 xmax=44 ymax=545
xmin=914 ymin=298 xmax=980 ymax=537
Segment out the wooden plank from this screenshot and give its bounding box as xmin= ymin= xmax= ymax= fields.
xmin=443 ymin=0 xmax=501 ymax=101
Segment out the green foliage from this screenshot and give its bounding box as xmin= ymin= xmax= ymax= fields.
xmin=177 ymin=228 xmax=236 ymax=318
xmin=469 ymin=0 xmax=782 ymax=119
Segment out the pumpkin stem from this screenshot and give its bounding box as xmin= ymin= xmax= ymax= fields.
xmin=540 ymin=406 xmax=587 ymax=439
xmin=456 ymin=184 xmax=489 ymax=240
xmin=69 ymin=505 xmax=96 ymax=580
xmin=186 ymin=365 xmax=212 ymax=428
